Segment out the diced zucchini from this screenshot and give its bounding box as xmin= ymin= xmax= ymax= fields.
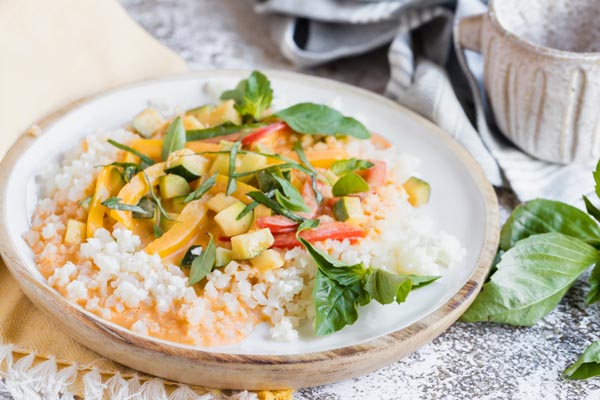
xmin=181 ymin=245 xmax=202 ymax=267
xmin=64 ymin=219 xmax=86 ymax=245
xmin=231 ymin=228 xmax=275 ymax=260
xmin=239 ymin=153 xmax=268 ymax=175
xmin=132 ymin=108 xmax=165 ymax=138
xmin=219 ymin=140 xmax=236 ymax=151
xmin=170 ymin=196 xmax=187 ymax=213
xmin=133 ymin=197 xmax=157 ymax=219
xmin=183 ymin=115 xmax=205 ymax=130
xmin=333 ymin=197 xmax=364 ymax=222
xmin=214 ymin=201 xmax=253 ymax=236
xmin=403 ymin=177 xmax=431 ymax=207
xmin=159 ymin=174 xmax=191 ymax=199
xmin=165 ymin=153 xmax=209 ymax=182
xmin=250 ymin=204 xmax=273 ymax=230
xmin=215 ymin=247 xmax=234 ymax=267
xmin=207 ymin=99 xmax=242 ymax=126
xmin=320 ymin=169 xmax=339 ymax=186
xmin=187 ymin=104 xmax=214 ymax=125
xmin=251 ymin=249 xmax=284 ymax=272
xmin=207 ymin=193 xmax=239 ymax=213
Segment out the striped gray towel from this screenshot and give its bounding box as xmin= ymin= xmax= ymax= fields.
xmin=255 ymin=0 xmax=595 ymax=204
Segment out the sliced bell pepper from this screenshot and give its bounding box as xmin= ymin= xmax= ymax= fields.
xmin=287 ymin=149 xmax=348 ymax=169
xmin=207 ymin=175 xmax=259 ymax=205
xmin=86 ymin=166 xmax=125 ymax=237
xmin=109 ymin=162 xmax=166 ymax=229
xmin=185 ymin=141 xmax=220 ymax=156
xmin=144 ymin=200 xmax=207 ymax=258
xmin=272 ymin=222 xmax=366 ymax=249
xmin=241 ymin=122 xmax=287 ymax=147
xmin=257 ymin=215 xmax=298 ymax=234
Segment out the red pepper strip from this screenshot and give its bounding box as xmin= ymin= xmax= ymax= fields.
xmin=241 ymin=122 xmax=288 ymax=147
xmin=257 ymin=215 xmax=299 ymax=234
xmin=272 ymin=222 xmax=367 ymax=249
xmin=363 ymin=160 xmax=387 ymax=187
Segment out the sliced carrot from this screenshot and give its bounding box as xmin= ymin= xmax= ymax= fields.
xmin=272 ymin=222 xmax=366 ymax=249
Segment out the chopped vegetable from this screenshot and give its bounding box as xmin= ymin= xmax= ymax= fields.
xmin=159 ymin=174 xmax=191 ymax=199
xmin=257 ymin=215 xmax=298 ymax=234
xmin=186 ymin=104 xmax=214 ymax=125
xmin=231 ymin=228 xmax=275 ymax=260
xmin=363 ymin=160 xmax=386 ymax=187
xmin=333 ymin=197 xmax=364 ymax=222
xmin=214 ymin=201 xmax=253 ymax=237
xmin=165 ymin=149 xmax=208 ymax=181
xmin=272 ymin=222 xmax=366 ymax=249
xmin=87 ymin=166 xmax=125 ymax=237
xmin=144 ymin=200 xmax=207 ymax=258
xmin=251 ymin=249 xmax=285 ymax=272
xmin=215 ymin=247 xmax=234 ymax=267
xmin=132 ymin=108 xmax=165 ymax=138
xmin=206 ymin=193 xmax=239 ymax=213
xmin=403 ymin=176 xmax=431 ymax=206
xmin=241 ymin=122 xmax=287 ymax=146
xmin=64 ymin=219 xmax=87 ymax=245
xmin=208 ymin=175 xmax=258 ymax=205
xmin=207 ymin=99 xmax=242 ymax=126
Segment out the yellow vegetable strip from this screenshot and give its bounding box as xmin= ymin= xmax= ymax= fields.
xmin=144 ymin=200 xmax=207 ymax=258
xmin=86 ymin=166 xmax=125 ymax=238
xmin=109 ymin=162 xmax=166 ymax=229
xmin=208 ymin=175 xmax=258 ymax=205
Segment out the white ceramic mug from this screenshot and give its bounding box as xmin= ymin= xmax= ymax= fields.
xmin=457 ymin=0 xmax=600 ymax=164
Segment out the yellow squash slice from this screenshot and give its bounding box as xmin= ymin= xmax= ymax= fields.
xmin=208 ymin=175 xmax=258 ymax=205
xmin=109 ymin=162 xmax=166 ymax=229
xmin=86 ymin=166 xmax=125 ymax=237
xmin=144 ymin=200 xmax=207 ymax=258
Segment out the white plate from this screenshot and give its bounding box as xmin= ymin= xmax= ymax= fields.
xmin=0 ymin=70 xmax=498 ymax=388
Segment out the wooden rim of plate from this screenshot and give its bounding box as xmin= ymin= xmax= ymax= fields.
xmin=0 ymin=70 xmax=499 ymax=390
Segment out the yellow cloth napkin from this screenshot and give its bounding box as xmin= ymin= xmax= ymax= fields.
xmin=0 ymin=1 xmax=291 ymax=398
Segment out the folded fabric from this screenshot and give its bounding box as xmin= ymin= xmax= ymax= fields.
xmin=255 ymin=0 xmax=595 ymax=204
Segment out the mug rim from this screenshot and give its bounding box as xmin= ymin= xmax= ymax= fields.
xmin=488 ymin=0 xmax=600 ymax=61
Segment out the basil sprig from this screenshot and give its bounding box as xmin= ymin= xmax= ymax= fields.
xmin=186 ymin=122 xmax=266 ymax=142
xmin=107 ymin=139 xmax=155 ymax=168
xmin=275 ymin=103 xmax=370 ymax=139
xmin=101 ymin=197 xmax=151 ymax=216
xmin=104 ymin=162 xmax=142 ymax=183
xmin=189 ymin=234 xmax=216 ymax=286
xmin=220 ymin=70 xmax=273 ymax=121
xmin=299 ymin=237 xmax=439 ymax=335
xmin=161 ymin=117 xmax=186 ymax=161
xmin=183 ymin=173 xmax=218 ymax=203
xmin=247 ymin=191 xmax=305 ymax=223
xmin=331 ymin=173 xmax=369 ymax=196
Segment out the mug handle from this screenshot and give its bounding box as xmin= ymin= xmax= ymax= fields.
xmin=456 ymin=14 xmax=484 ymax=53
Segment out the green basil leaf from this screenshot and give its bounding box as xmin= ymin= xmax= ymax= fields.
xmin=275 ymin=103 xmax=370 ymax=139
xmin=272 ymin=175 xmax=310 ymax=213
xmin=247 ymin=191 xmax=305 ymax=222
xmin=586 ymin=263 xmax=600 ymax=304
xmin=101 ymin=197 xmax=151 ymax=216
xmin=297 ymin=218 xmax=320 ymax=233
xmin=161 ymin=117 xmax=186 ymax=161
xmin=298 ymin=237 xmax=365 ymax=286
xmin=406 ymin=274 xmax=441 ymax=289
xmin=187 ymin=122 xmax=239 ymax=141
xmin=107 ymin=139 xmax=155 ymax=168
xmin=331 ymin=173 xmax=369 ymax=197
xmin=594 ymin=160 xmax=600 ymax=199
xmin=564 ymin=341 xmax=600 ymax=380
xmin=331 ymin=158 xmax=374 ymax=176
xmin=584 ymin=195 xmax=600 ymax=224
xmin=189 ymin=234 xmax=216 ymax=286
xmin=237 ymin=201 xmax=259 ymax=221
xmin=226 ymin=142 xmax=241 ymax=196
xmin=292 ymin=141 xmax=322 ymax=204
xmin=365 ymin=268 xmax=413 ymax=305
xmin=313 ymin=270 xmax=365 ymax=336
xmin=462 ymin=232 xmax=599 ymax=326
xmin=500 ymin=199 xmax=600 ymax=251
xmin=184 ymin=173 xmax=218 ymax=203
xmin=181 ymin=245 xmax=202 ymax=267
xmin=220 ymin=71 xmax=273 ymax=121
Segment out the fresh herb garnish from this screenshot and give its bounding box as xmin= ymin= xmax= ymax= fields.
xmin=237 ymin=201 xmax=259 ymax=221
xmin=104 ymin=162 xmax=142 ymax=183
xmin=143 ymin=173 xmax=174 ymax=221
xmin=331 ymin=159 xmax=374 ymax=176
xmin=220 ymin=70 xmax=273 ymax=121
xmin=564 ymin=341 xmax=600 ymax=380
xmin=298 ymin=218 xmax=320 ymax=232
xmin=183 ymin=173 xmax=218 ymax=203
xmin=187 ymin=122 xmax=264 ymax=141
xmin=189 ymin=234 xmax=216 ymax=286
xmin=272 ymin=175 xmax=311 ymax=213
xmin=275 ymin=103 xmax=370 ymax=139
xmin=101 ymin=197 xmax=152 ymax=216
xmin=331 ymin=173 xmax=369 ymax=197
xmin=247 ymin=191 xmax=305 ymax=222
xmin=293 ymin=141 xmax=323 ymax=204
xmin=152 ymin=223 xmax=164 ymax=238
xmin=181 ymin=245 xmax=202 ymax=267
xmin=226 ymin=141 xmax=241 ymax=195
xmin=161 ymin=117 xmax=186 ymax=161
xmin=107 ymin=139 xmax=155 ymax=168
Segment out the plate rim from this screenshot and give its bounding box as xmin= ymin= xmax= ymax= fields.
xmin=0 ymin=69 xmax=499 ymax=387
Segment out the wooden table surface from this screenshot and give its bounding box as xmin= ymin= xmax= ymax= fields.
xmin=3 ymin=1 xmax=600 ymax=399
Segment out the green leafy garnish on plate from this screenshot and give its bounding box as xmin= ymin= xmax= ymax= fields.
xmin=161 ymin=116 xmax=186 ymax=161
xmin=331 ymin=173 xmax=369 ymax=197
xmin=220 ymin=70 xmax=273 ymax=121
xmin=189 ymin=234 xmax=216 ymax=286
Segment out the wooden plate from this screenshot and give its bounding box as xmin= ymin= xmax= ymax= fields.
xmin=0 ymin=70 xmax=499 ymax=390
